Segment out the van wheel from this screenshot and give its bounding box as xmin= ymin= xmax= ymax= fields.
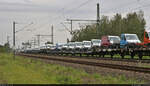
xmin=131 ymin=53 xmax=135 ymax=59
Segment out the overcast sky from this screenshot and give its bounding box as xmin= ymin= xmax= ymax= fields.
xmin=0 ymin=0 xmax=150 ymax=48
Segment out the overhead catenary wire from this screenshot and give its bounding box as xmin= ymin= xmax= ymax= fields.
xmin=15 ymin=22 xmax=33 ymax=33
xmin=65 ymin=0 xmax=92 ymax=13
xmin=28 ymin=0 xmax=95 ymax=34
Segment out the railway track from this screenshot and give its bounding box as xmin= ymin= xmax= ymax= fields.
xmin=18 ymin=53 xmax=150 ymax=74
xmin=50 ymin=54 xmax=150 ymax=64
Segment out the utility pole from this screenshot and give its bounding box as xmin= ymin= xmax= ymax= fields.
xmin=36 ymin=35 xmax=40 ymax=48
xmin=28 ymin=40 xmax=30 ymax=48
xmin=65 ymin=3 xmax=100 ymax=39
xmin=66 ymin=19 xmax=97 ymax=34
xmin=36 ymin=25 xmax=54 ymax=46
xmin=35 ymin=34 xmax=52 ymax=48
xmin=65 ymin=20 xmax=73 ymax=35
xmin=97 ymin=3 xmax=100 ymax=36
xmin=13 ymin=21 xmax=16 ymax=60
xmin=70 ymin=20 xmax=73 ymax=35
xmin=97 ymin=3 xmax=100 ymax=24
xmin=51 ymin=25 xmax=54 ymax=44
xmin=66 ymin=19 xmax=97 ymax=41
xmin=7 ymin=35 xmax=10 ymax=53
xmin=7 ymin=36 xmax=9 ymax=44
xmin=34 ymin=38 xmax=36 ymax=48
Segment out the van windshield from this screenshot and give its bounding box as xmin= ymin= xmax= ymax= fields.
xmin=51 ymin=46 xmax=56 ymax=48
xmin=84 ymin=42 xmax=91 ymax=46
xmin=58 ymin=45 xmax=63 ymax=47
xmin=125 ymin=35 xmax=139 ymax=40
xmin=92 ymin=40 xmax=101 ymax=43
xmin=76 ymin=43 xmax=82 ymax=46
xmin=69 ymin=44 xmax=75 ymax=46
xmin=109 ymin=37 xmax=120 ymax=43
xmin=64 ymin=44 xmax=68 ymax=46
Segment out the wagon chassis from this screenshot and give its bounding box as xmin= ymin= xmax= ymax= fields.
xmin=43 ymin=48 xmax=150 ymax=59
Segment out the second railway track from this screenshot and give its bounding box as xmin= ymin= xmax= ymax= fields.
xmin=18 ymin=53 xmax=150 ymax=74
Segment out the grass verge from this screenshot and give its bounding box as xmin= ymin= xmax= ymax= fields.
xmin=0 ymin=53 xmax=145 ymax=84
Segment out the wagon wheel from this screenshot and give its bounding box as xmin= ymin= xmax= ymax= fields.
xmin=98 ymin=54 xmax=101 ymax=58
xmin=130 ymin=52 xmax=135 ymax=59
xmin=80 ymin=53 xmax=82 ymax=57
xmin=115 ymin=44 xmax=118 ymax=49
xmin=102 ymin=53 xmax=105 ymax=58
xmin=138 ymin=53 xmax=143 ymax=60
xmin=120 ymin=53 xmax=125 ymax=59
xmin=124 ymin=45 xmax=129 ymax=50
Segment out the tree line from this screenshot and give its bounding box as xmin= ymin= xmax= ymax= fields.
xmin=0 ymin=43 xmax=11 ymax=53
xmin=71 ymin=11 xmax=146 ymax=42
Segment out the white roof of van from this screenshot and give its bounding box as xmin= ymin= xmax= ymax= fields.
xmin=108 ymin=36 xmax=120 ymax=37
xmin=68 ymin=42 xmax=75 ymax=44
xmin=56 ymin=43 xmax=65 ymax=45
xmin=124 ymin=34 xmax=137 ymax=35
xmin=83 ymin=41 xmax=91 ymax=42
xmin=75 ymin=42 xmax=82 ymax=43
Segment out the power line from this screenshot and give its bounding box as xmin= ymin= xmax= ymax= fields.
xmin=46 ymin=0 xmax=94 ymax=23
xmin=25 ymin=0 xmax=95 ymax=34
xmin=65 ymin=0 xmax=92 ymax=13
xmin=60 ymin=23 xmax=72 ymax=33
xmin=15 ymin=22 xmax=33 ymax=33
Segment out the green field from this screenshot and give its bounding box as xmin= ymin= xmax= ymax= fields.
xmin=0 ymin=53 xmax=145 ymax=84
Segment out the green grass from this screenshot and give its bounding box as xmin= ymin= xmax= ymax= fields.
xmin=100 ymin=54 xmax=150 ymax=59
xmin=0 ymin=53 xmax=146 ymax=84
xmin=69 ymin=53 xmax=150 ymax=60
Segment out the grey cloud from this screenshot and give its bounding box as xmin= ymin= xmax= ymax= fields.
xmin=0 ymin=2 xmax=58 ymax=13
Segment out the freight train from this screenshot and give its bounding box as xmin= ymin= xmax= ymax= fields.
xmin=22 ymin=32 xmax=150 ymax=59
